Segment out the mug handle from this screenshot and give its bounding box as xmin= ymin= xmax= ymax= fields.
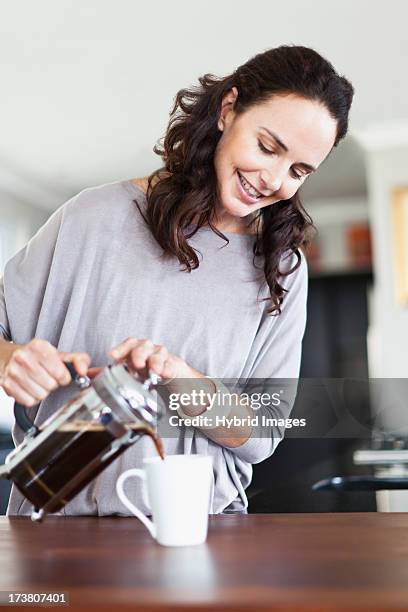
xmin=116 ymin=468 xmax=157 ymax=539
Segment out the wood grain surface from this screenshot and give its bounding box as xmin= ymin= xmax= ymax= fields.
xmin=1 ymin=513 xmax=408 ymax=611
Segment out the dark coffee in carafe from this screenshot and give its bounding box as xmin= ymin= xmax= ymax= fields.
xmin=1 ymin=363 xmax=164 ymax=521
xmin=10 ymin=420 xmax=164 ymax=514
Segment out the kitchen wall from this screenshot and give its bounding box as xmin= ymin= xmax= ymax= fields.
xmin=352 ymin=128 xmax=408 ymax=445
xmin=359 ymin=133 xmax=408 ymax=379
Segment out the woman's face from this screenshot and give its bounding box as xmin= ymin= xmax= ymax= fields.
xmin=213 ymin=88 xmax=338 ymax=233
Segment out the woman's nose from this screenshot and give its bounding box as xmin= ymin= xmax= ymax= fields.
xmin=260 ymin=169 xmax=283 ymax=195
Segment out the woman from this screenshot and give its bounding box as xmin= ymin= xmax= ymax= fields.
xmin=0 ymin=44 xmax=354 ymax=515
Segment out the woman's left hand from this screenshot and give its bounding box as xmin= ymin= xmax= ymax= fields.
xmin=108 ymin=337 xmax=192 ymax=381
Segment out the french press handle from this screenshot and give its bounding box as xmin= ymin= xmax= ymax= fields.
xmin=13 ymin=362 xmax=88 ymax=437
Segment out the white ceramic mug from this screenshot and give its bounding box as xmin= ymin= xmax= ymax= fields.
xmin=116 ymin=454 xmax=213 ymax=546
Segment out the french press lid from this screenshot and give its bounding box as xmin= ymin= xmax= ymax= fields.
xmin=13 ymin=362 xmax=162 ymax=438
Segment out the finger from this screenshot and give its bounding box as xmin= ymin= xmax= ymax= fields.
xmin=160 ymin=358 xmax=179 ymax=381
xmin=25 ymin=341 xmax=70 ymax=385
xmin=2 ymin=378 xmax=38 ymax=407
xmin=70 ymin=354 xmax=91 ymax=377
xmin=36 ymin=352 xmax=71 ymax=386
xmin=13 ymin=349 xmax=59 ymax=392
xmin=5 ymin=362 xmax=50 ymax=403
xmin=127 ymin=342 xmax=156 ymax=372
xmin=110 ymin=337 xmax=140 ymax=360
xmin=146 ymin=346 xmax=169 ymax=376
xmin=59 ymin=352 xmax=91 ymax=377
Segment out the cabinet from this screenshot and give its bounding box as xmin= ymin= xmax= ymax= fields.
xmin=249 ymin=268 xmax=377 ymax=513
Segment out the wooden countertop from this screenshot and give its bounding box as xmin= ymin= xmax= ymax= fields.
xmin=1 ymin=513 xmax=408 ymax=611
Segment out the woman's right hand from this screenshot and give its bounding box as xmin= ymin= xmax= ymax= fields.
xmin=0 ymin=338 xmax=91 ymax=407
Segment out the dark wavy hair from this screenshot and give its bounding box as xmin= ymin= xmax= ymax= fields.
xmin=138 ymin=44 xmax=354 ymax=315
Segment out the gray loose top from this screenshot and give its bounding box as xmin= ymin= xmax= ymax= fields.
xmin=0 ymin=180 xmax=308 ymax=516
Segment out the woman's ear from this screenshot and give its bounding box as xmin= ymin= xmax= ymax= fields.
xmin=218 ymin=86 xmax=239 ymax=132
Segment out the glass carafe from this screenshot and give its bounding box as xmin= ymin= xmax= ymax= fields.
xmin=0 ymin=363 xmax=163 ymax=521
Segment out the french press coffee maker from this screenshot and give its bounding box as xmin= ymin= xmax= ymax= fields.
xmin=0 ymin=362 xmax=163 ymax=522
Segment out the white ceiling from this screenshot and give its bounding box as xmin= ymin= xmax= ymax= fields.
xmin=1 ymin=0 xmax=406 ymax=210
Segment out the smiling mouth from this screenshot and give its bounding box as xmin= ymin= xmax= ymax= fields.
xmin=237 ymin=171 xmax=264 ymax=199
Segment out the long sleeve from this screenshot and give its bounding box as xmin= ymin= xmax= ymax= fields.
xmin=0 ymin=201 xmax=71 ymax=347
xmin=225 ymin=249 xmax=308 ymax=464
